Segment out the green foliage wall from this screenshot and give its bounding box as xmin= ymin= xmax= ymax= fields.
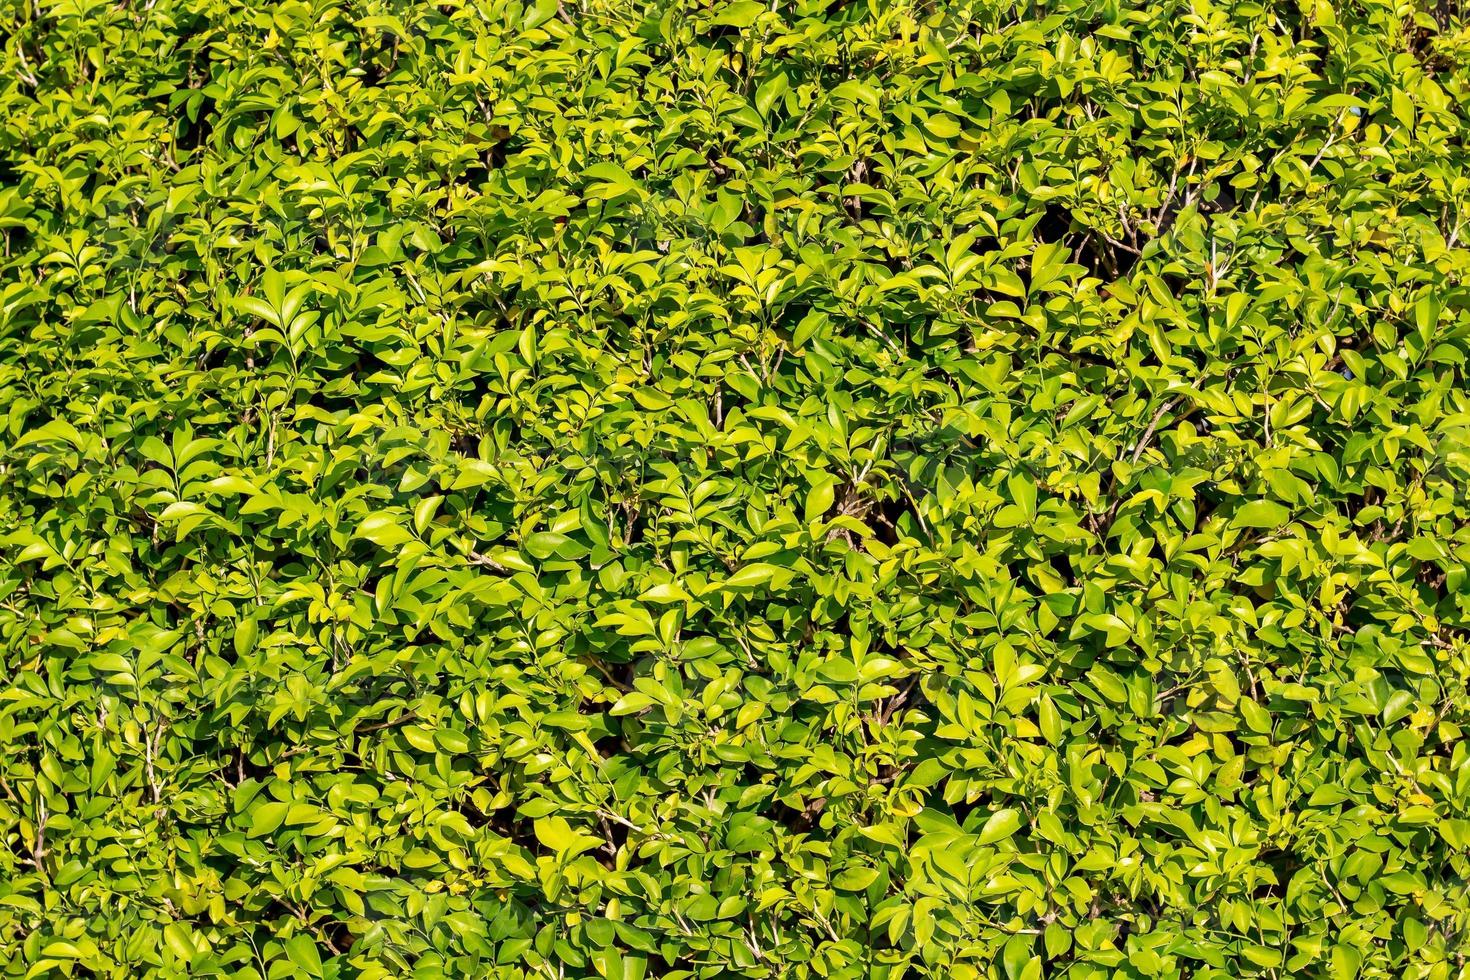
xmin=4 ymin=0 xmax=1470 ymax=976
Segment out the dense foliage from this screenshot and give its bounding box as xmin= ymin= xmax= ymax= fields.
xmin=4 ymin=0 xmax=1470 ymax=976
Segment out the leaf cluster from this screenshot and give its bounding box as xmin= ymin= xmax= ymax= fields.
xmin=3 ymin=0 xmax=1470 ymax=978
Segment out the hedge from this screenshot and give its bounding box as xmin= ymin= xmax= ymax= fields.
xmin=3 ymin=0 xmax=1470 ymax=977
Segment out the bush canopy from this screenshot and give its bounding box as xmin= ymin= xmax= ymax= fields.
xmin=3 ymin=0 xmax=1470 ymax=977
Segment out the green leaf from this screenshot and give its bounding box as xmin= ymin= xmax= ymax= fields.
xmin=832 ymin=866 xmax=879 ymax=891
xmin=722 ymin=563 xmax=784 ymax=590
xmin=534 ymin=816 xmax=599 ymax=857
xmin=525 ymin=531 xmax=571 ymax=559
xmin=247 ymin=802 xmax=289 ymax=837
xmin=977 ymin=809 xmax=1023 ymax=845
xmin=805 ymin=475 xmax=836 ymax=523
xmin=584 ymin=163 xmax=641 ymax=200
xmin=356 ymin=513 xmax=415 ymax=547
xmin=284 ymin=935 xmax=323 ymax=977
xmin=711 ymin=0 xmax=763 ymax=27
xmin=1233 ymin=500 xmax=1291 ymax=528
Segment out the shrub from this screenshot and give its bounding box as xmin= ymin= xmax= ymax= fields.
xmin=3 ymin=0 xmax=1470 ymax=977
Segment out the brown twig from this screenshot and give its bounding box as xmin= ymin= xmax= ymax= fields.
xmin=358 ymin=710 xmax=419 ymax=734
xmin=1128 ymin=397 xmax=1182 ymax=465
xmin=468 ymin=550 xmax=510 ymax=573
